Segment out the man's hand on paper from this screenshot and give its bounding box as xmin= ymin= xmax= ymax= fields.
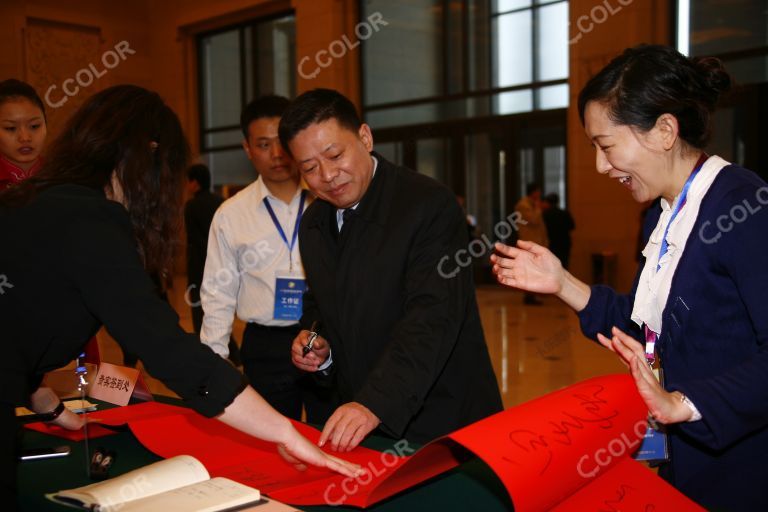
xmin=597 ymin=326 xmax=694 ymax=424
xmin=291 ymin=330 xmax=330 ymax=371
xmin=319 ymin=402 xmax=381 ymax=452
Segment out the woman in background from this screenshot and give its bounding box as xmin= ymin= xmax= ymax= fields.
xmin=0 ymin=79 xmax=46 ymax=190
xmin=0 ymin=85 xmax=360 ymax=498
xmin=492 ymin=45 xmax=768 ymax=510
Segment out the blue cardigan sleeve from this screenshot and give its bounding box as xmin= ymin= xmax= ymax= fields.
xmin=675 ymin=180 xmax=768 ymax=449
xmin=577 ymin=284 xmax=642 ymax=341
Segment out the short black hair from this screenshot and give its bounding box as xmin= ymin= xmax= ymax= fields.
xmin=544 ymin=193 xmax=560 ymax=207
xmin=0 ymin=79 xmax=46 ymax=119
xmin=278 ymin=89 xmax=362 ymax=157
xmin=526 ymin=183 xmax=542 ymax=196
xmin=187 ymin=163 xmax=211 ymax=190
xmin=240 ymin=95 xmax=291 ymax=139
xmin=578 ymin=44 xmax=732 ymax=150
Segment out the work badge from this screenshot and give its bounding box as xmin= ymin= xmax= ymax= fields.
xmin=632 ymin=367 xmax=670 ymax=464
xmin=264 ymin=190 xmax=307 ymax=321
xmin=273 ymin=271 xmax=305 ymax=321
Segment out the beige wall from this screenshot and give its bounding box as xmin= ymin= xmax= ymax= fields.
xmin=567 ymin=0 xmax=671 ymax=291
xmin=2 ymin=0 xmax=672 ymax=288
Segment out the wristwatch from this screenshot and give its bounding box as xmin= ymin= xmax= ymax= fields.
xmin=40 ymin=401 xmax=66 ymax=422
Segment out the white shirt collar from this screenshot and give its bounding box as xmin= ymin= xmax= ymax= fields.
xmin=631 ymin=155 xmax=730 ymax=333
xmin=254 ymin=176 xmax=305 ymax=205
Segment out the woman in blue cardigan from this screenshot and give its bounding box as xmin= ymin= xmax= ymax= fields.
xmin=492 ymin=45 xmax=768 ymax=510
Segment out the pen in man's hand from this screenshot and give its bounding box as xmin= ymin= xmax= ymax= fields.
xmin=302 ymin=321 xmax=319 ymax=357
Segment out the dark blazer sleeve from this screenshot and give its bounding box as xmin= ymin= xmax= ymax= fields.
xmin=64 ymin=200 xmax=247 ymax=417
xmin=354 ymin=190 xmax=473 ymax=437
xmin=676 ymin=184 xmax=768 ymax=449
xmin=299 ymin=285 xmax=321 ymax=332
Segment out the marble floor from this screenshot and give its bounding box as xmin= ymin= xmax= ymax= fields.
xmin=89 ymin=278 xmax=626 ymax=410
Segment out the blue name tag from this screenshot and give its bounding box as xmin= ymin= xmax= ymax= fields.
xmin=274 ymin=276 xmax=306 ymax=320
xmin=633 ymin=424 xmax=669 ymax=463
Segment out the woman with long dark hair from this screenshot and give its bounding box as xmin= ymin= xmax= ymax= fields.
xmin=492 ymin=45 xmax=768 ymax=510
xmin=0 ymin=85 xmax=360 ymax=498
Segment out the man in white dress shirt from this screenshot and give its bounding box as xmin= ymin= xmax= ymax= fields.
xmin=200 ymin=95 xmax=336 ymax=422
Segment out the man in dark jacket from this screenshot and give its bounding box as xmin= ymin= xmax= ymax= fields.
xmin=184 ymin=164 xmax=223 ymax=333
xmin=281 ymin=89 xmax=502 ymax=452
xmin=542 ymin=193 xmax=575 ymax=269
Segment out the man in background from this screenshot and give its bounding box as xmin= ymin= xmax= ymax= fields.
xmin=200 ymin=95 xmax=335 ymax=423
xmin=542 ymin=193 xmax=575 ymax=269
xmin=185 ymin=164 xmax=223 ymax=332
xmin=515 ymin=183 xmax=548 ymax=305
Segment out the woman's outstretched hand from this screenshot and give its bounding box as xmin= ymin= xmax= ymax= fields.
xmin=277 ymin=426 xmax=364 ymax=478
xmin=491 ymin=240 xmax=564 ymax=294
xmin=597 ymin=326 xmax=693 ymax=425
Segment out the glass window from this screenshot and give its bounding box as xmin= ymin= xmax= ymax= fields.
xmin=200 ymin=30 xmax=242 ymax=131
xmin=497 ymin=0 xmax=531 ymax=11
xmin=465 ymin=133 xmax=500 ymax=239
xmin=680 ymin=0 xmax=768 ymax=85
xmin=677 ymin=0 xmax=768 ymax=177
xmin=537 ymin=83 xmax=568 ymax=110
xmin=543 ymin=145 xmax=566 ymax=206
xmin=417 ymin=137 xmax=453 ymax=184
xmin=363 ymin=0 xmax=443 ymax=105
xmin=203 ymin=149 xmax=254 ymax=186
xmin=362 ymin=1 xmax=568 ymax=127
xmin=198 ymin=14 xmax=295 ymax=185
xmin=494 ymin=11 xmax=533 ymax=87
xmin=495 ymin=89 xmax=533 ymax=115
xmin=688 ymin=1 xmax=768 ymax=57
xmin=375 ymin=142 xmax=405 ymax=166
xmin=536 ymin=1 xmax=568 ymax=82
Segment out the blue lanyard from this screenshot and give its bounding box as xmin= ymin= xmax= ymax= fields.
xmin=263 ymin=190 xmax=307 ymax=270
xmin=657 ymin=154 xmax=707 ymax=270
xmin=645 ymin=154 xmax=708 ymax=365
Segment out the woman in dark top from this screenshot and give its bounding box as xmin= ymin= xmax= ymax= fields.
xmin=492 ymin=45 xmax=768 ymax=510
xmin=0 ymin=85 xmax=360 ymax=498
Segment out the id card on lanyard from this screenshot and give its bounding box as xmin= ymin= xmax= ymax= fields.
xmin=264 ymin=190 xmax=307 ymax=321
xmin=634 ymin=154 xmax=707 ymax=464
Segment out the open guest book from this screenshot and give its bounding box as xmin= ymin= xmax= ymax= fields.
xmin=47 ymin=455 xmax=263 ymax=512
xmin=43 ymin=374 xmax=705 ymax=511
